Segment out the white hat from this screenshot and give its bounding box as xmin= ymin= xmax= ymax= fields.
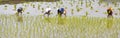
xmin=45 ymin=8 xmax=51 ymax=12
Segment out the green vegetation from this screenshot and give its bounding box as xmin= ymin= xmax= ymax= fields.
xmin=118 ymin=8 xmax=120 ymax=11
xmin=76 ymin=5 xmax=81 ymax=12
xmin=95 ymin=10 xmax=99 ymax=12
xmin=81 ymin=1 xmax=83 ymax=6
xmin=86 ymin=2 xmax=89 ymax=8
xmin=104 ymin=12 xmax=108 ymax=14
xmin=90 ymin=6 xmax=93 ymax=10
xmin=14 ymin=5 xmax=16 ymax=11
xmin=38 ymin=4 xmax=41 ymax=10
xmin=4 ymin=5 xmax=7 ymax=10
xmin=77 ymin=8 xmax=81 ymax=12
xmin=27 ymin=12 xmax=30 ymax=14
xmin=86 ymin=11 xmax=88 ymax=16
xmin=0 ymin=0 xmax=120 ymax=38
xmin=71 ymin=9 xmax=74 ymax=15
xmin=59 ymin=1 xmax=63 ymax=5
xmin=42 ymin=8 xmax=44 ymax=11
xmin=0 ymin=15 xmax=120 ymax=38
xmin=98 ymin=0 xmax=103 ymax=6
xmin=33 ymin=4 xmax=35 ymax=8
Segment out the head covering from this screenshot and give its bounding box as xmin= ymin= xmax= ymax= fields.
xmin=18 ymin=7 xmax=23 ymax=10
xmin=45 ymin=8 xmax=51 ymax=12
xmin=108 ymin=7 xmax=112 ymax=10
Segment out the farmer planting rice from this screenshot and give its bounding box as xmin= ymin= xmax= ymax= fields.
xmin=44 ymin=8 xmax=51 ymax=17
xmin=1 ymin=0 xmax=120 ymax=38
xmin=17 ymin=7 xmax=23 ymax=16
xmin=107 ymin=7 xmax=113 ymax=18
xmin=57 ymin=8 xmax=66 ymax=17
xmin=16 ymin=7 xmax=23 ymax=22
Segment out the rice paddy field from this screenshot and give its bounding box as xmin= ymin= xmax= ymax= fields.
xmin=0 ymin=0 xmax=120 ymax=38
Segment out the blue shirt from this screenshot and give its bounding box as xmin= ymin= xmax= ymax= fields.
xmin=59 ymin=8 xmax=64 ymax=13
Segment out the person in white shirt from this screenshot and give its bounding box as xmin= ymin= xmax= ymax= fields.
xmin=44 ymin=8 xmax=51 ymax=17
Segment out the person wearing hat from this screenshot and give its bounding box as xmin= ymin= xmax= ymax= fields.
xmin=107 ymin=7 xmax=113 ymax=18
xmin=57 ymin=8 xmax=66 ymax=17
xmin=17 ymin=7 xmax=23 ymax=16
xmin=44 ymin=8 xmax=51 ymax=17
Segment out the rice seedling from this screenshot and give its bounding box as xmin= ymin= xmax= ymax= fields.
xmin=118 ymin=8 xmax=120 ymax=11
xmin=69 ymin=1 xmax=73 ymax=6
xmin=112 ymin=2 xmax=117 ymax=7
xmin=90 ymin=6 xmax=93 ymax=9
xmin=70 ymin=3 xmax=73 ymax=6
xmin=38 ymin=4 xmax=41 ymax=10
xmin=42 ymin=8 xmax=44 ymax=11
xmin=81 ymin=1 xmax=83 ymax=6
xmin=76 ymin=7 xmax=81 ymax=12
xmin=76 ymin=5 xmax=81 ymax=12
xmin=65 ymin=7 xmax=67 ymax=9
xmin=0 ymin=0 xmax=120 ymax=38
xmin=59 ymin=1 xmax=63 ymax=5
xmin=27 ymin=12 xmax=30 ymax=14
xmin=14 ymin=5 xmax=16 ymax=11
xmin=86 ymin=1 xmax=89 ymax=8
xmin=47 ymin=6 xmax=49 ymax=8
xmin=4 ymin=5 xmax=7 ymax=10
xmin=88 ymin=2 xmax=92 ymax=7
xmin=71 ymin=9 xmax=74 ymax=15
xmin=0 ymin=14 xmax=120 ymax=38
xmin=85 ymin=11 xmax=88 ymax=16
xmin=104 ymin=12 xmax=108 ymax=14
xmin=33 ymin=4 xmax=35 ymax=8
xmin=95 ymin=10 xmax=99 ymax=12
xmin=98 ymin=0 xmax=103 ymax=6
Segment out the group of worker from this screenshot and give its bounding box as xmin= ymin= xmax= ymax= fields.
xmin=17 ymin=7 xmax=113 ymax=18
xmin=17 ymin=7 xmax=66 ymax=17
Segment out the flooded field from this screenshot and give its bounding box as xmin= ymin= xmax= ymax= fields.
xmin=0 ymin=15 xmax=120 ymax=38
xmin=0 ymin=0 xmax=120 ymax=38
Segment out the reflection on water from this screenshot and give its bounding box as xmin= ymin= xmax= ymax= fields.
xmin=0 ymin=19 xmax=1 ymax=25
xmin=0 ymin=14 xmax=120 ymax=38
xmin=16 ymin=15 xmax=23 ymax=23
xmin=107 ymin=18 xmax=113 ymax=29
xmin=44 ymin=17 xmax=51 ymax=23
xmin=57 ymin=17 xmax=66 ymax=25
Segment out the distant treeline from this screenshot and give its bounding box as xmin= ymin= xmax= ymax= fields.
xmin=101 ymin=0 xmax=120 ymax=3
xmin=79 ymin=0 xmax=120 ymax=2
xmin=0 ymin=0 xmax=60 ymax=5
xmin=0 ymin=0 xmax=120 ymax=5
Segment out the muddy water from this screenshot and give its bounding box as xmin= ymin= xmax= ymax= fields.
xmin=0 ymin=0 xmax=120 ymax=17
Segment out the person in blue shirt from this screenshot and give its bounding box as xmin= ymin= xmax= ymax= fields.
xmin=57 ymin=8 xmax=66 ymax=17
